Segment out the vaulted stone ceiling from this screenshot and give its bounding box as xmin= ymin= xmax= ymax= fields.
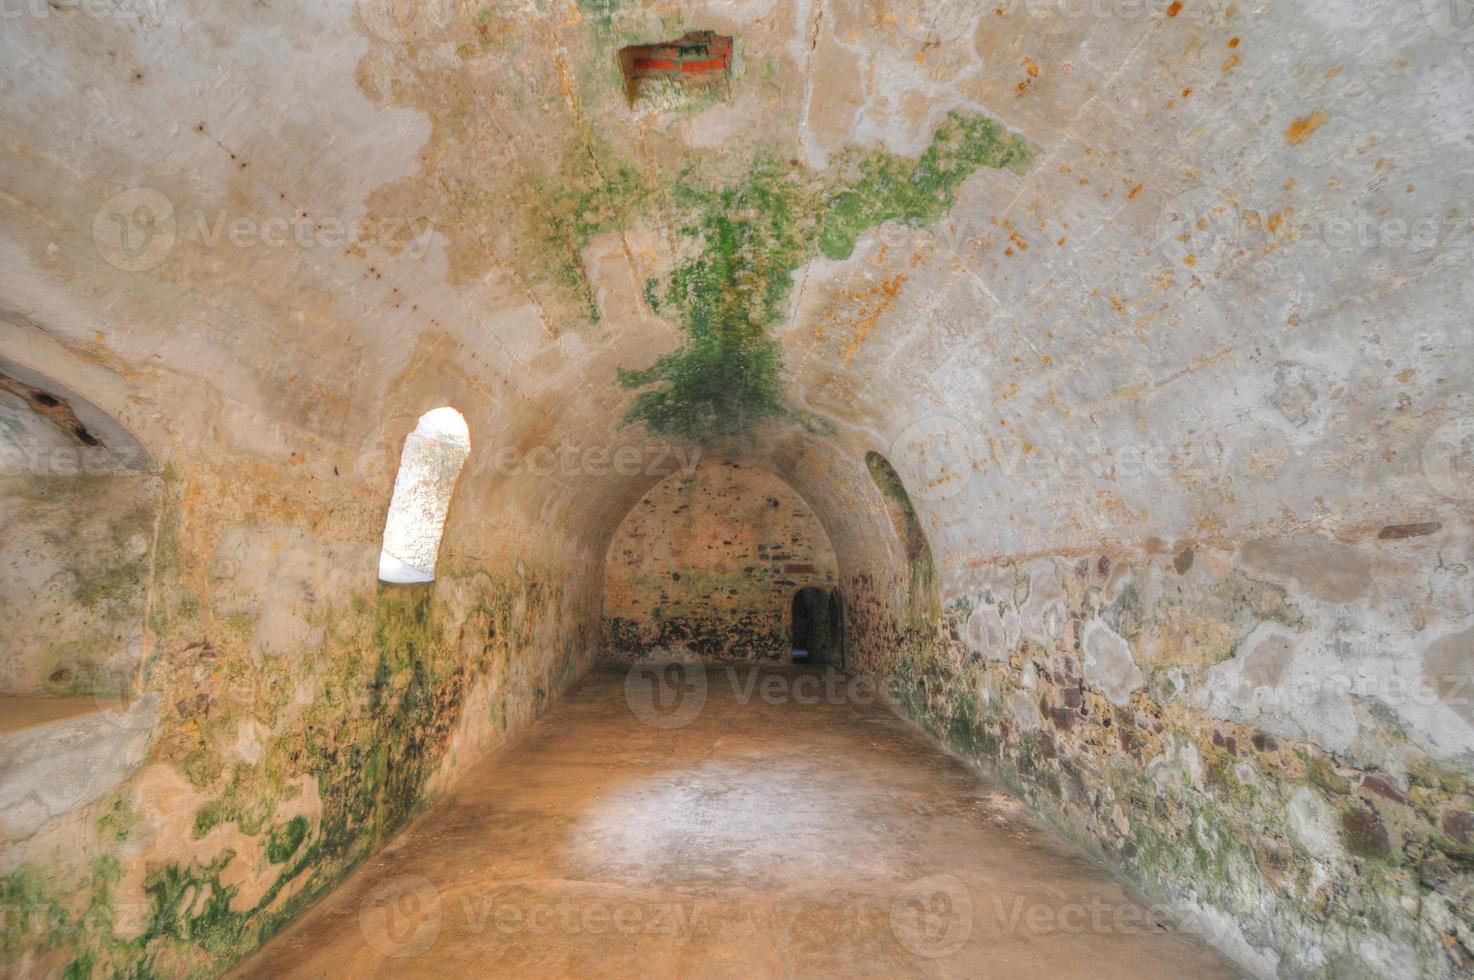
xmin=6 ymin=0 xmax=1466 ymax=573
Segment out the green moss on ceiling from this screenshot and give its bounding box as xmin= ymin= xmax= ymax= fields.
xmin=618 ymin=110 xmax=1034 ymax=444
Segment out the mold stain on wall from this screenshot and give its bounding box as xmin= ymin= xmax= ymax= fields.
xmin=618 ymin=111 xmax=1035 ymax=443
xmin=0 ymin=471 xmax=597 ymax=979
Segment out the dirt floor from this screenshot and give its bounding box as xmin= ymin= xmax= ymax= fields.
xmin=233 ymin=665 xmax=1240 ymax=979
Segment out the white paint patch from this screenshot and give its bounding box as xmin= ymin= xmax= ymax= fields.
xmin=1081 ymin=618 xmax=1144 ymax=707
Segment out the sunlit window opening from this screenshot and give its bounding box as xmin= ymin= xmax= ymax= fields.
xmin=377 ymin=407 xmax=470 ymax=584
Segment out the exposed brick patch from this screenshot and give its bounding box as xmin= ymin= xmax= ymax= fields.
xmin=619 ymin=31 xmax=733 ymax=108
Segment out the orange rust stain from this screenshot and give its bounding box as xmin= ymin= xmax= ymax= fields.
xmin=1221 ymin=54 xmax=1241 ymax=74
xmin=1184 ymin=254 xmax=1197 ymax=266
xmin=1227 ymin=37 xmax=1241 ymax=47
xmin=1128 ymin=183 xmax=1144 ymax=200
xmin=1285 ymin=110 xmax=1329 ymax=145
xmin=1181 ymin=86 xmax=1194 ymax=98
xmin=1167 ymin=1 xmax=1183 ymax=15
xmin=1109 ymin=295 xmax=1127 ymax=314
xmin=824 ymin=273 xmax=909 ymax=363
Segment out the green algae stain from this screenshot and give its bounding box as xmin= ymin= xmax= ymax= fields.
xmin=530 ymin=140 xmax=655 ymax=324
xmin=817 ymin=111 xmax=1033 ymax=262
xmin=265 ymin=816 xmax=309 ymax=864
xmin=618 ymin=111 xmax=1034 ymax=444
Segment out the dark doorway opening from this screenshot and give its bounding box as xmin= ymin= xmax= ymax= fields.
xmin=791 ymin=587 xmax=829 ymax=663
xmin=828 ymin=588 xmax=846 ymax=670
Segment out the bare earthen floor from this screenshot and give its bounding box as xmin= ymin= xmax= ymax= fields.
xmin=235 ymin=666 xmax=1239 ymax=979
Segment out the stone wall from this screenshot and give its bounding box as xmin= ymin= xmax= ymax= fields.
xmin=603 ymin=459 xmax=838 ymax=661
xmin=842 ymin=522 xmax=1474 ymax=979
xmin=0 ymin=365 xmax=602 ymax=979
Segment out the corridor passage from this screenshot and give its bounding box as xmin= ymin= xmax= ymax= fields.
xmin=235 ymin=666 xmax=1237 ymax=979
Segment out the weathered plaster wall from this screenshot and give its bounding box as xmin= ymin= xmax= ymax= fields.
xmin=603 ymin=459 xmax=837 ymax=661
xmin=0 ymin=471 xmax=161 ymax=698
xmin=0 ymin=344 xmax=603 ymax=978
xmin=0 ymin=0 xmax=1470 ymax=977
xmin=835 ymin=519 xmax=1474 ymax=978
xmin=0 ymin=368 xmax=161 ymax=699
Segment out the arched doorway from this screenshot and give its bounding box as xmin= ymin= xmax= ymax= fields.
xmin=791 ymin=586 xmax=829 ymax=663
xmin=828 ymin=588 xmax=846 ymax=669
